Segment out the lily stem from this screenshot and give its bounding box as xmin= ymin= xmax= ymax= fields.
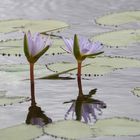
xmin=30 ymin=63 xmax=36 ymax=106
xmin=77 ymin=61 xmax=84 ymax=97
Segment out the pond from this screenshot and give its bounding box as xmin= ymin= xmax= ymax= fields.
xmin=0 ymin=0 xmax=140 ymax=140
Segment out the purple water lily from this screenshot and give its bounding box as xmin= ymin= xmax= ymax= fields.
xmin=24 ymin=31 xmax=51 ymax=106
xmin=63 ymin=35 xmax=104 ymax=98
xmin=24 ymin=31 xmax=51 ymax=63
xmin=62 ymin=35 xmax=103 ymax=61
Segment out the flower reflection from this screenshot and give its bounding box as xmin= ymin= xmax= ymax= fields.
xmin=26 ymin=105 xmax=52 ymax=126
xmin=64 ymin=89 xmax=107 ymax=123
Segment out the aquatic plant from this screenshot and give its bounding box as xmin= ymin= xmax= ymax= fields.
xmin=63 ymin=34 xmax=103 ymax=97
xmin=24 ymin=31 xmax=51 ymax=106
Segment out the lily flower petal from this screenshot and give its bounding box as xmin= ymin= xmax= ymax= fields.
xmin=62 ymin=37 xmax=73 ymax=53
xmin=62 ymin=34 xmax=103 ymax=61
xmin=24 ymin=31 xmax=51 ymax=63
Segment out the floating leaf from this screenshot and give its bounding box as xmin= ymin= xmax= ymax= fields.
xmin=92 ymin=117 xmax=140 ymax=137
xmin=0 ymin=124 xmax=43 ymax=140
xmin=0 ymin=19 xmax=69 ymax=33
xmin=0 ymin=38 xmax=66 ymax=55
xmin=46 ymin=56 xmax=140 ymax=77
xmin=0 ymin=64 xmax=48 ymax=81
xmin=131 ymin=87 xmax=140 ymax=97
xmin=0 ymin=40 xmax=23 ymax=48
xmin=0 ymin=64 xmax=46 ymax=72
xmin=44 ymin=120 xmax=92 ymax=139
xmin=96 ymin=11 xmax=140 ymax=26
xmin=0 ymin=64 xmax=74 ymax=80
xmin=92 ymin=29 xmax=140 ymax=47
xmin=39 ymin=64 xmax=90 ymax=80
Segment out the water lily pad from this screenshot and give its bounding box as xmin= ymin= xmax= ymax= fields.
xmin=0 ymin=96 xmax=29 ymax=106
xmin=92 ymin=117 xmax=140 ymax=136
xmin=0 ymin=64 xmax=72 ymax=80
xmin=0 ymin=38 xmax=65 ymax=55
xmin=44 ymin=120 xmax=92 ymax=139
xmin=0 ymin=19 xmax=69 ymax=33
xmin=92 ymin=29 xmax=140 ymax=47
xmin=46 ymin=56 xmax=140 ymax=77
xmin=0 ymin=64 xmax=48 ymax=81
xmin=0 ymin=64 xmax=46 ymax=72
xmin=132 ymin=87 xmax=140 ymax=97
xmin=96 ymin=11 xmax=140 ymax=26
xmin=0 ymin=124 xmax=43 ymax=140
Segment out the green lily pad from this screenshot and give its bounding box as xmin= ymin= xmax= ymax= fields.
xmin=0 ymin=64 xmax=73 ymax=80
xmin=0 ymin=38 xmax=65 ymax=55
xmin=96 ymin=11 xmax=140 ymax=26
xmin=0 ymin=40 xmax=23 ymax=48
xmin=92 ymin=29 xmax=140 ymax=47
xmin=0 ymin=124 xmax=43 ymax=140
xmin=131 ymin=87 xmax=140 ymax=97
xmin=92 ymin=117 xmax=140 ymax=136
xmin=0 ymin=64 xmax=48 ymax=81
xmin=44 ymin=120 xmax=92 ymax=139
xmin=0 ymin=19 xmax=69 ymax=33
xmin=0 ymin=96 xmax=29 ymax=106
xmin=0 ymin=64 xmax=46 ymax=72
xmin=46 ymin=56 xmax=140 ymax=77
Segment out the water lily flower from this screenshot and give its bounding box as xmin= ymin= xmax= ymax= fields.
xmin=62 ymin=34 xmax=103 ymax=62
xmin=62 ymin=35 xmax=104 ymax=97
xmin=24 ymin=31 xmax=51 ymax=63
xmin=23 ymin=31 xmax=51 ymax=106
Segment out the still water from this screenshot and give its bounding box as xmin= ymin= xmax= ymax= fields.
xmin=0 ymin=0 xmax=140 ymax=139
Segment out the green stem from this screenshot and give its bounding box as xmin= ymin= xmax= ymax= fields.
xmin=77 ymin=61 xmax=83 ymax=97
xmin=30 ymin=63 xmax=36 ymax=106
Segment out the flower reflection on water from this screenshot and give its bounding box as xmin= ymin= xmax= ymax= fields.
xmin=64 ymin=89 xmax=107 ymax=123
xmin=26 ymin=105 xmax=52 ymax=126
